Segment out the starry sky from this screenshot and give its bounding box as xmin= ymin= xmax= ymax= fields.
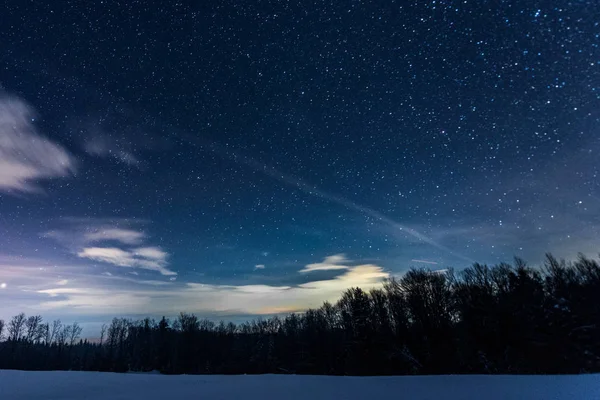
xmin=1 ymin=0 xmax=599 ymax=333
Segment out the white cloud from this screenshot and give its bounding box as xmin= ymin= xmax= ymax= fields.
xmin=134 ymin=247 xmax=168 ymax=260
xmin=77 ymin=246 xmax=176 ymax=276
xmin=32 ymin=264 xmax=389 ymax=316
xmin=31 ymin=257 xmax=390 ymax=317
xmin=84 ymin=228 xmax=145 ymax=245
xmin=0 ymin=95 xmax=76 ymax=192
xmin=45 ymin=219 xmax=147 ymax=247
xmin=37 ymin=287 xmax=151 ymax=310
xmin=44 ymin=219 xmax=175 ymax=276
xmin=254 ymin=264 xmax=265 ymax=270
xmin=0 ymin=254 xmax=175 ymax=320
xmin=233 ymin=284 xmax=291 ymax=294
xmin=299 ymin=254 xmax=350 ymax=273
xmin=431 ymin=269 xmax=449 ymax=275
xmin=139 ymin=280 xmax=173 ymax=286
xmin=3 ymin=253 xmax=389 ymax=321
xmin=299 ymin=265 xmax=389 ymax=292
xmin=77 ymin=247 xmax=130 ymax=265
xmin=411 ymin=259 xmax=439 ymax=265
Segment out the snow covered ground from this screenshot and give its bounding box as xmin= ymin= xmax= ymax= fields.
xmin=0 ymin=370 xmax=598 ymax=400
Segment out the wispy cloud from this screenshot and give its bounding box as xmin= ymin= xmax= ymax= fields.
xmin=299 ymin=254 xmax=351 ymax=273
xmin=32 ymin=262 xmax=389 ymax=317
xmin=1 ymin=254 xmax=389 ymax=322
xmin=44 ymin=219 xmax=147 ymax=246
xmin=431 ymin=269 xmax=449 ymax=274
xmin=37 ymin=287 xmax=151 ymax=311
xmin=83 ymin=228 xmax=146 ymax=245
xmin=44 ymin=218 xmax=176 ymax=276
xmin=0 ymin=254 xmax=175 ymax=320
xmin=298 ymin=264 xmax=389 ymax=293
xmin=254 ymin=264 xmax=266 ymax=270
xmin=77 ymin=246 xmax=175 ymax=276
xmin=0 ymin=94 xmax=76 ymax=192
xmin=411 ymin=259 xmax=439 ymax=265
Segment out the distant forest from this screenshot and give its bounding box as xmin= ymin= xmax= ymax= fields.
xmin=1 ymin=254 xmax=599 ymax=375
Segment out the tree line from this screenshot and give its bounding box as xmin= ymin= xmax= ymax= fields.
xmin=1 ymin=254 xmax=599 ymax=375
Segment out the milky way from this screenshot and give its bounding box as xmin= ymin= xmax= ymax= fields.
xmin=0 ymin=1 xmax=599 ymax=331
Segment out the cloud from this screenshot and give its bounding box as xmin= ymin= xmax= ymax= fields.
xmin=134 ymin=247 xmax=168 ymax=260
xmin=77 ymin=246 xmax=176 ymax=276
xmin=44 ymin=218 xmax=175 ymax=276
xmin=37 ymin=287 xmax=151 ymax=310
xmin=411 ymin=259 xmax=439 ymax=265
xmin=431 ymin=269 xmax=449 ymax=275
xmin=0 ymin=94 xmax=76 ymax=192
xmin=299 ymin=254 xmax=351 ymax=273
xmin=83 ymin=228 xmax=145 ymax=245
xmin=1 ymin=252 xmax=389 ymax=337
xmin=139 ymin=280 xmax=174 ymax=286
xmin=0 ymin=254 xmax=176 ymax=322
xmin=299 ymin=264 xmax=389 ymax=292
xmin=44 ymin=219 xmax=147 ymax=247
xmin=32 ymin=263 xmax=389 ymax=317
xmin=254 ymin=264 xmax=265 ymax=270
xmin=0 ymin=253 xmax=389 ymax=321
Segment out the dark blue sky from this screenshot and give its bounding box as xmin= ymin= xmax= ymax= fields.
xmin=1 ymin=0 xmax=599 ymax=331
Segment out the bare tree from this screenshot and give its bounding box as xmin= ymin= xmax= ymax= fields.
xmin=39 ymin=323 xmax=49 ymax=344
xmin=69 ymin=322 xmax=83 ymax=345
xmin=0 ymin=319 xmax=5 ymax=340
xmin=99 ymin=323 xmax=107 ymax=345
xmin=177 ymin=312 xmax=199 ymax=333
xmin=25 ymin=315 xmax=43 ymax=343
xmin=49 ymin=319 xmax=62 ymax=344
xmin=8 ymin=313 xmax=26 ymax=341
xmin=57 ymin=324 xmax=71 ymax=346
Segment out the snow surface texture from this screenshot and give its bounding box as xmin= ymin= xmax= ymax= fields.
xmin=0 ymin=370 xmax=599 ymax=400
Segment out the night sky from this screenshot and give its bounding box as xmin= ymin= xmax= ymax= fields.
xmin=1 ymin=1 xmax=599 ymax=332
